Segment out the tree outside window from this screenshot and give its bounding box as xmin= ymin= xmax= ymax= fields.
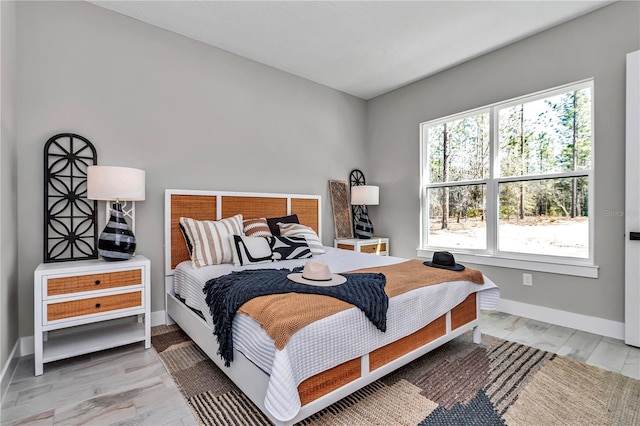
xmin=421 ymin=81 xmax=593 ymax=260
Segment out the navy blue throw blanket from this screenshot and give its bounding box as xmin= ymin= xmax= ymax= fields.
xmin=203 ymin=267 xmax=387 ymax=366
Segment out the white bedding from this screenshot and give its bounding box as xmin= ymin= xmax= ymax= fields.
xmin=173 ymin=247 xmax=500 ymax=422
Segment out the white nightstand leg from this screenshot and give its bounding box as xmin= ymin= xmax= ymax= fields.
xmin=144 ymin=314 xmax=151 ymax=349
xmin=35 ymin=331 xmax=44 ymax=376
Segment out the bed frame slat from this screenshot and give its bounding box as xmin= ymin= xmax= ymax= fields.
xmin=451 ymin=293 xmax=477 ymax=331
xmin=221 ymin=196 xmax=287 ymax=220
xmin=291 ymin=198 xmax=320 ymax=235
xmin=170 ymin=195 xmax=217 ymax=269
xmin=298 ymin=357 xmax=361 ymax=406
xmin=369 ymin=315 xmax=446 ymax=371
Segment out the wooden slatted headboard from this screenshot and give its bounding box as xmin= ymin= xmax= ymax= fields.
xmin=164 ymin=189 xmax=321 ymax=276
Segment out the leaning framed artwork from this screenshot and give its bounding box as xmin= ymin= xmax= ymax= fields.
xmin=329 ymin=180 xmax=354 ymax=239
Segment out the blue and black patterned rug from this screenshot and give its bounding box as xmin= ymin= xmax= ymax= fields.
xmin=152 ymin=325 xmax=640 ymax=425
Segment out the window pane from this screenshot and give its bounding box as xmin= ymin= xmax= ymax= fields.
xmin=427 ymin=185 xmax=486 ymax=249
xmin=427 ymin=113 xmax=489 ymax=183
xmin=498 ymin=177 xmax=589 ymax=257
xmin=498 ymin=88 xmax=592 ymax=177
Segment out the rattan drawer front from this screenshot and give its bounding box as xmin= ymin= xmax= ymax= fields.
xmin=360 ymin=243 xmax=387 ymax=254
xmin=46 ymin=292 xmax=142 ymax=321
xmin=47 ymin=270 xmax=142 ymax=296
xmin=336 ymin=244 xmax=355 ymax=251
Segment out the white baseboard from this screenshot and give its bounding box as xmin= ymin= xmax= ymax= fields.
xmin=1 ymin=339 xmax=20 ymax=405
xmin=497 ymin=298 xmax=625 ymax=340
xmin=151 ymin=310 xmax=166 ymax=327
xmin=20 ymin=336 xmax=34 ymax=357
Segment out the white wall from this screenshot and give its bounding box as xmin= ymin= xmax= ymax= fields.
xmin=1 ymin=0 xmax=19 ymax=380
xmin=15 ymin=1 xmax=368 ymax=336
xmin=367 ymin=1 xmax=640 ymax=323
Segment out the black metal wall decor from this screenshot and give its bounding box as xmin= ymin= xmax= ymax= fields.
xmin=44 ymin=133 xmax=99 ymax=262
xmin=349 ymin=169 xmax=374 ymax=238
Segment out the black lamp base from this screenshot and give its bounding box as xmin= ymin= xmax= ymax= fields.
xmin=98 ymin=202 xmax=136 ymax=261
xmin=355 ymin=210 xmax=374 ymax=239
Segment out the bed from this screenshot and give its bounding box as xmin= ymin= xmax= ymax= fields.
xmin=164 ymin=189 xmax=500 ymax=425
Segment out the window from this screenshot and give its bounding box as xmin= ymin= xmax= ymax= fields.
xmin=420 ymin=81 xmax=593 ymax=269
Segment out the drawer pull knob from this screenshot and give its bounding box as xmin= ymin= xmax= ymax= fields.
xmin=95 ymin=303 xmax=101 ymax=308
xmin=95 ymin=280 xmax=101 ymax=285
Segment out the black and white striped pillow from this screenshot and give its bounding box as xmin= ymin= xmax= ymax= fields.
xmin=278 ymin=223 xmax=325 ymax=256
xmin=268 ymin=236 xmax=312 ymax=261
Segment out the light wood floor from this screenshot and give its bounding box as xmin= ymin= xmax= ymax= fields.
xmin=481 ymin=310 xmax=640 ymax=379
xmin=2 ymin=311 xmax=639 ymax=425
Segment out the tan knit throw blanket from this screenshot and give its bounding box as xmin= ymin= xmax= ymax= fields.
xmin=238 ymin=259 xmax=484 ymax=350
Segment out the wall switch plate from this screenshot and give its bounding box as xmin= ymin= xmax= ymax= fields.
xmin=523 ymin=273 xmax=533 ymax=286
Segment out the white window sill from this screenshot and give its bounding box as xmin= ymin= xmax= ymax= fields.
xmin=416 ymin=249 xmax=599 ymax=278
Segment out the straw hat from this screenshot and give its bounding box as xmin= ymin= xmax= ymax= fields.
xmin=287 ymin=259 xmax=346 ymax=286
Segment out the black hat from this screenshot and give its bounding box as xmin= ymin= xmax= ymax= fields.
xmin=424 ymin=251 xmax=465 ymax=271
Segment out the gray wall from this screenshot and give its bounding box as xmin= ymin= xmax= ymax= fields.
xmin=10 ymin=0 xmax=640 ymax=340
xmin=1 ymin=0 xmax=18 ymax=375
xmin=15 ymin=1 xmax=367 ymax=336
xmin=367 ymin=1 xmax=640 ymax=323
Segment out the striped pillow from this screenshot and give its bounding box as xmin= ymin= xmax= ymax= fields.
xmin=243 ymin=218 xmax=273 ymax=237
xmin=278 ymin=223 xmax=325 ymax=255
xmin=266 ymin=214 xmax=299 ymax=236
xmin=179 ymin=214 xmax=243 ymax=268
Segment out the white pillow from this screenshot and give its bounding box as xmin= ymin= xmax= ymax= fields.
xmin=278 ymin=223 xmax=325 ymax=256
xmin=179 ymin=214 xmax=243 ymax=268
xmin=231 ymin=235 xmax=274 ymax=266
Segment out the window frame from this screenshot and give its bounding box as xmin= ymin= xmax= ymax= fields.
xmin=418 ymin=80 xmax=597 ymax=278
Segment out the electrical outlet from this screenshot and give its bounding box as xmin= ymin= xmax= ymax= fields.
xmin=523 ymin=273 xmax=533 ymax=286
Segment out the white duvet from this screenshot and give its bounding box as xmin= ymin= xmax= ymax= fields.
xmin=173 ymin=247 xmax=500 ymax=422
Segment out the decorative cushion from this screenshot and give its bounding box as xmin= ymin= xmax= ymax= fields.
xmin=266 ymin=214 xmax=299 ymax=236
xmin=231 ymin=235 xmax=274 ymax=266
xmin=179 ymin=214 xmax=243 ymax=268
xmin=179 ymin=222 xmax=194 ymax=256
xmin=267 ymin=235 xmax=312 ymax=261
xmin=278 ymin=223 xmax=325 ymax=256
xmin=243 ymin=218 xmax=273 ymax=237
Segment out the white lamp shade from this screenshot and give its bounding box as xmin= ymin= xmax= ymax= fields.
xmin=87 ymin=166 xmax=146 ymax=201
xmin=351 ymin=185 xmax=379 ymax=206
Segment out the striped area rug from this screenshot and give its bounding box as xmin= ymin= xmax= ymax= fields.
xmin=152 ymin=325 xmax=640 ymax=425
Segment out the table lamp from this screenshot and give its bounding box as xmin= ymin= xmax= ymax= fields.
xmin=87 ymin=165 xmax=145 ymax=261
xmin=351 ymin=185 xmax=379 ymax=239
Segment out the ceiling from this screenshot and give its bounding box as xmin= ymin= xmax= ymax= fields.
xmin=89 ymin=1 xmax=613 ymax=100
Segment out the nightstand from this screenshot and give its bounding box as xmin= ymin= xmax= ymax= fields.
xmin=33 ymin=255 xmax=151 ymax=376
xmin=334 ymin=237 xmax=389 ymax=256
